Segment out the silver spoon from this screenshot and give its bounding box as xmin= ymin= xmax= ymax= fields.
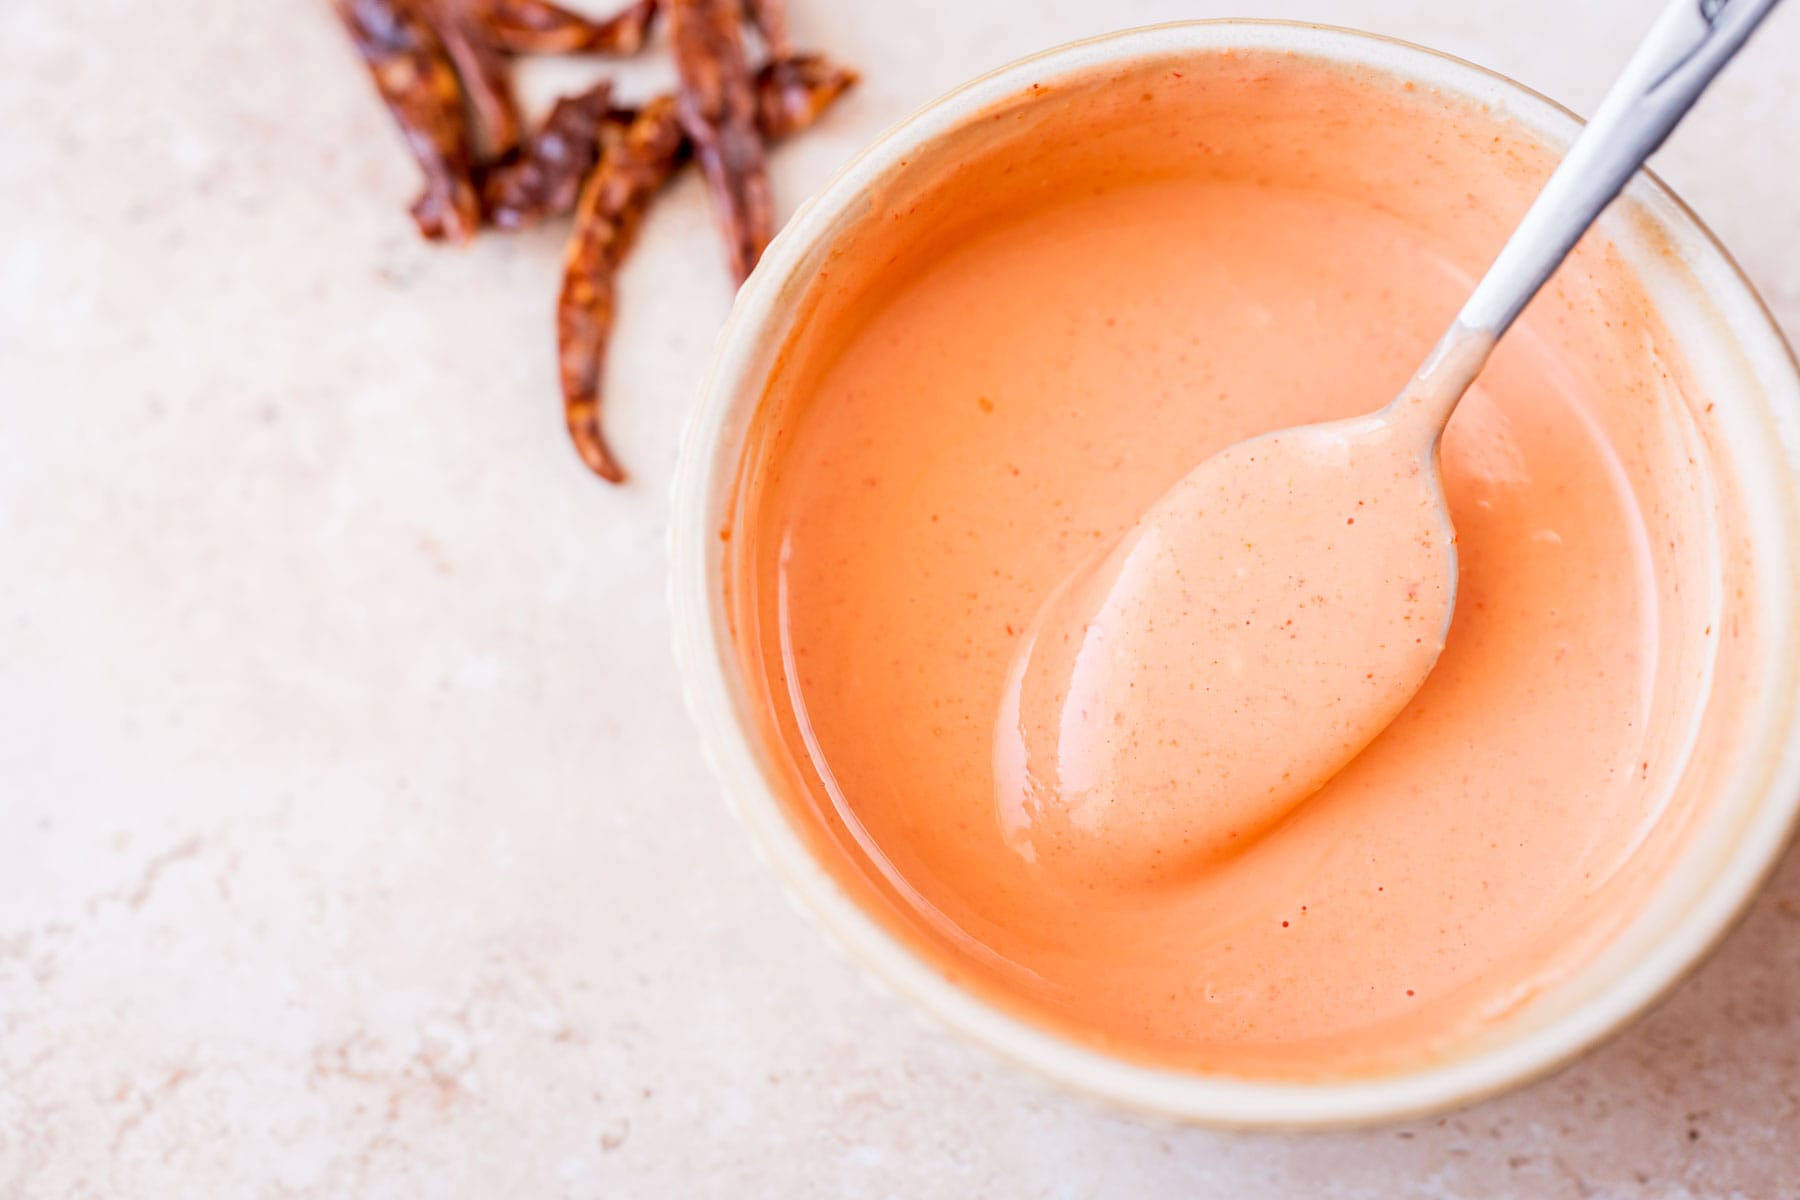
xmin=996 ymin=0 xmax=1785 ymax=887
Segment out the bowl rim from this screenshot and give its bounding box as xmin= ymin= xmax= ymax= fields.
xmin=668 ymin=18 xmax=1800 ymax=1128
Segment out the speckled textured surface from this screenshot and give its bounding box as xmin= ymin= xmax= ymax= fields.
xmin=2 ymin=1 xmax=1798 ymax=1196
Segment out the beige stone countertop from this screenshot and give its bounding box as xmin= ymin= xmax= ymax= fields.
xmin=4 ymin=0 xmax=1799 ymax=1195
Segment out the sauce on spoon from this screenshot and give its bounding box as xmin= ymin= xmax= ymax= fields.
xmin=995 ymin=337 xmax=1486 ymax=885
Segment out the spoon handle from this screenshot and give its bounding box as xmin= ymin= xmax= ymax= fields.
xmin=1456 ymin=0 xmax=1783 ymax=341
xmin=1399 ymin=0 xmax=1786 ymax=424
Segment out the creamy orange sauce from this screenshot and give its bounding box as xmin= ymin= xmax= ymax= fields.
xmin=728 ymin=53 xmax=1723 ymax=1077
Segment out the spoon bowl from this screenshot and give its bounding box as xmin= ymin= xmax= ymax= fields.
xmin=996 ymin=410 xmax=1458 ymax=885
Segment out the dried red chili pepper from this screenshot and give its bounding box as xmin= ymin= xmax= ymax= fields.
xmin=335 ymin=0 xmax=483 ymax=243
xmin=754 ymin=52 xmax=856 ymax=139
xmin=552 ymin=64 xmax=853 ymax=478
xmin=480 ymin=79 xmax=613 ymax=229
xmin=339 ymin=0 xmax=860 ymax=482
xmin=743 ymin=0 xmax=788 ymax=54
xmin=558 ymin=97 xmax=687 ymax=481
xmin=668 ymin=0 xmax=773 ymax=283
xmin=430 ymin=0 xmax=524 ymax=159
xmin=469 ymin=0 xmax=658 ymax=55
xmin=482 ymin=57 xmax=851 ymax=231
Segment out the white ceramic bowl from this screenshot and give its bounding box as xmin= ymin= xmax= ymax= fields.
xmin=669 ymin=21 xmax=1800 ymax=1127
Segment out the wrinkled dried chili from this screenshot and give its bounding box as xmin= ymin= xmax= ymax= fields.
xmin=480 ymin=79 xmax=614 ymax=229
xmin=669 ymin=0 xmax=773 ymax=282
xmin=482 ymin=55 xmax=852 ymax=230
xmin=558 ymin=97 xmax=687 ymax=481
xmin=755 ymin=52 xmax=856 ymax=139
xmin=430 ymin=0 xmax=524 ymax=158
xmin=743 ymin=0 xmax=788 ymax=54
xmin=338 ymin=0 xmax=859 ymax=485
xmin=469 ymin=0 xmax=658 ymax=55
xmin=336 ymin=0 xmax=483 ymax=243
xmin=554 ymin=61 xmax=854 ymax=479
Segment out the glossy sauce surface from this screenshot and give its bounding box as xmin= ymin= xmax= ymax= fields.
xmin=730 ymin=56 xmax=1715 ymax=1076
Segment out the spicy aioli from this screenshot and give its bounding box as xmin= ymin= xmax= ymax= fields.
xmin=731 ymin=55 xmax=1708 ymax=1076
